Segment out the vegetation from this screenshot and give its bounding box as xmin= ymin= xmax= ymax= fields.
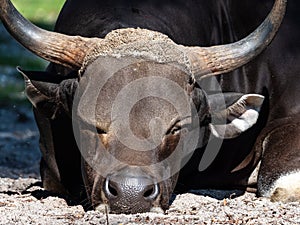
xmin=12 ymin=0 xmax=65 ymax=24
xmin=0 ymin=0 xmax=64 ymax=104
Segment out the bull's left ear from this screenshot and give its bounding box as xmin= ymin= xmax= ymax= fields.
xmin=208 ymin=94 xmax=264 ymax=139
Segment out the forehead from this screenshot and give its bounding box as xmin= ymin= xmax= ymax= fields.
xmin=81 ymin=57 xmax=188 ymax=127
xmin=78 ymin=57 xmax=191 ymax=130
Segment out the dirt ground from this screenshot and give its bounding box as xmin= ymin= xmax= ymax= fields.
xmin=0 ymin=105 xmax=299 ymax=224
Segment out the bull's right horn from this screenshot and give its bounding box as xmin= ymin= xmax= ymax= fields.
xmin=0 ymin=0 xmax=101 ymax=70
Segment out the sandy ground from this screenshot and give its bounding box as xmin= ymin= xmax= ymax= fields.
xmin=0 ymin=178 xmax=299 ymax=224
xmin=0 ymin=105 xmax=299 ymax=224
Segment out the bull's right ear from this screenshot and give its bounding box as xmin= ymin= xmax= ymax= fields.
xmin=208 ymin=93 xmax=265 ymax=139
xmin=17 ymin=68 xmax=77 ymax=119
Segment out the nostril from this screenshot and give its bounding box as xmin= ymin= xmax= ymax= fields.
xmin=104 ymin=178 xmax=118 ymax=198
xmin=143 ymin=187 xmax=154 ymax=198
xmin=143 ymin=184 xmax=159 ymax=200
xmin=108 ymin=182 xmax=118 ymax=197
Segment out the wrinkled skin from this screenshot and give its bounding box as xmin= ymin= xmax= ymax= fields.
xmin=2 ymin=0 xmax=299 ymax=213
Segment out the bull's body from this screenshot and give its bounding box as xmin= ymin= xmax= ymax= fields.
xmin=1 ymin=0 xmax=299 ymax=213
xmin=46 ymin=0 xmax=300 ymax=196
xmin=180 ymin=0 xmax=300 ymax=193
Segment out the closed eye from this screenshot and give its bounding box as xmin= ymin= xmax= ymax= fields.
xmin=96 ymin=127 xmax=107 ymax=134
xmin=166 ymin=119 xmax=181 ymax=135
xmin=166 ymin=116 xmax=192 ymax=135
xmin=170 ymin=125 xmax=181 ymax=135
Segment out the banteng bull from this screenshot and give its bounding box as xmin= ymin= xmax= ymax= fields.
xmin=1 ymin=0 xmax=299 ymax=214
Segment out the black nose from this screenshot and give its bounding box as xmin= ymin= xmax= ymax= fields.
xmin=103 ymin=173 xmax=159 ymax=214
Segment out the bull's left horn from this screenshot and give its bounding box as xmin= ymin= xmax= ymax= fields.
xmin=186 ymin=0 xmax=287 ymax=78
xmin=0 ymin=0 xmax=101 ymax=69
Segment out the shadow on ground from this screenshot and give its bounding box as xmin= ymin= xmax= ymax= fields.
xmin=0 ymin=104 xmax=40 ymax=179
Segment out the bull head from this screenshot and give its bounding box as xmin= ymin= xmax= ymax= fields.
xmin=0 ymin=0 xmax=286 ymax=214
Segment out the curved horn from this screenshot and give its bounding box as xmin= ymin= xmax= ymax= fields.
xmin=187 ymin=0 xmax=287 ymax=78
xmin=0 ymin=0 xmax=101 ymax=69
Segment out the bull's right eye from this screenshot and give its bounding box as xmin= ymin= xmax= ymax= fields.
xmin=96 ymin=127 xmax=107 ymax=134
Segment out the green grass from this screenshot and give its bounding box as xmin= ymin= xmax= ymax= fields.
xmin=1 ymin=0 xmax=65 ymax=68
xmin=12 ymin=0 xmax=65 ymax=24
xmin=0 ymin=0 xmax=65 ymax=105
xmin=0 ymin=83 xmax=29 ymax=106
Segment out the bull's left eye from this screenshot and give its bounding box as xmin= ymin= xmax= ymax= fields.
xmin=171 ymin=126 xmax=181 ymax=135
xmin=169 ymin=125 xmax=181 ymax=135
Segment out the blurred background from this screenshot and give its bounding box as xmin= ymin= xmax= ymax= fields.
xmin=0 ymin=0 xmax=64 ymax=105
xmin=0 ymin=0 xmax=64 ymax=178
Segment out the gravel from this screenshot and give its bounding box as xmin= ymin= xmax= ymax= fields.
xmin=0 ymin=178 xmax=299 ymax=224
